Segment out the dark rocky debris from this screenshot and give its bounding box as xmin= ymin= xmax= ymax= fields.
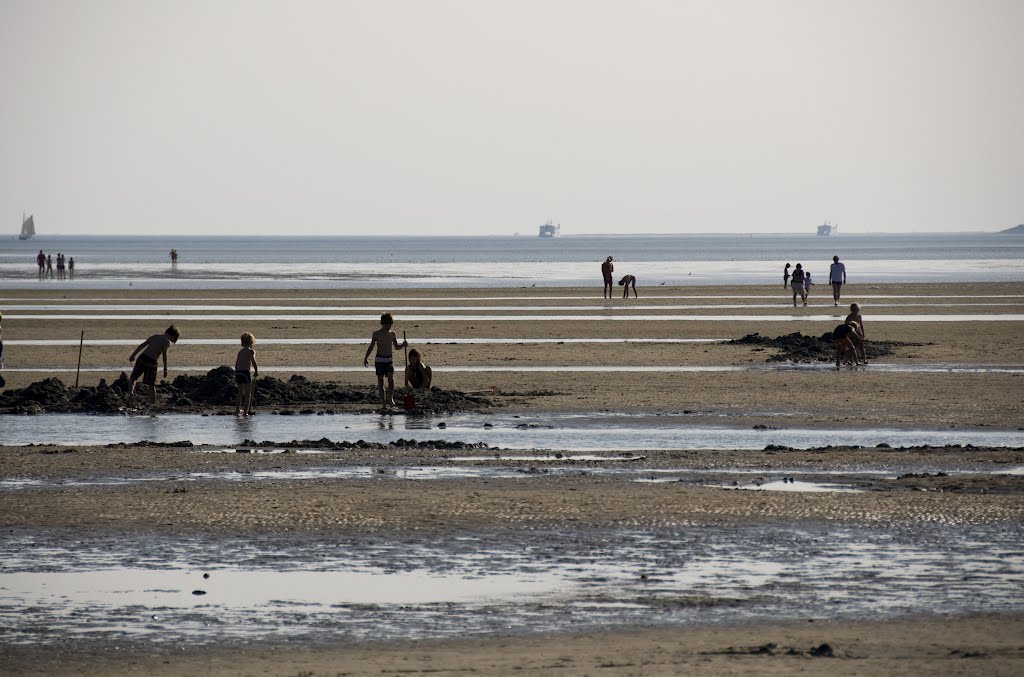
xmin=0 ymin=367 xmax=493 ymax=415
xmin=729 ymin=332 xmax=917 ymax=363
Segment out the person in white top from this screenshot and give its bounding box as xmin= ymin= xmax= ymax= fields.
xmin=829 ymin=256 xmax=847 ymax=306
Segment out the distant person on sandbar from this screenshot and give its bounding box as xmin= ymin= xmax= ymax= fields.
xmin=364 ymin=312 xmax=408 ymax=410
xmin=170 ymin=249 xmax=178 ymax=268
xmin=783 ymin=262 xmax=791 ymax=288
xmin=68 ymin=257 xmax=75 ymax=279
xmin=128 ymin=325 xmax=180 ymax=405
xmin=790 ymin=263 xmax=806 ymax=307
xmin=45 ymin=254 xmax=53 ymax=279
xmin=619 ymin=274 xmax=637 ymax=298
xmin=36 ymin=250 xmax=45 ymax=279
xmin=845 ymin=302 xmax=867 ymax=364
xmin=829 ymin=255 xmax=846 ymax=306
xmin=601 ymin=256 xmax=615 ymax=298
xmin=404 ymin=348 xmax=432 ymax=390
xmin=56 ymin=253 xmax=65 ymax=281
xmin=235 ymin=332 xmax=259 ymax=416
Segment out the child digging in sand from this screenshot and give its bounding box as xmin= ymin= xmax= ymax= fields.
xmin=364 ymin=313 xmax=408 ymax=410
xmin=404 ymin=348 xmax=432 ymax=390
xmin=235 ymin=332 xmax=259 ymax=416
xmin=128 ymin=325 xmax=180 ymax=405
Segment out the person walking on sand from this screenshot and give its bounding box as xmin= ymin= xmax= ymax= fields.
xmin=790 ymin=263 xmax=806 ymax=307
xmin=601 ymin=256 xmax=615 ymax=299
xmin=846 ymin=302 xmax=868 ymax=364
xmin=783 ymin=262 xmax=791 ymax=289
xmin=364 ymin=312 xmax=408 ymax=410
xmin=829 ymin=255 xmax=846 ymax=306
xmin=404 ymin=348 xmax=433 ymax=390
xmin=802 ymin=270 xmax=813 ymax=305
xmin=128 ymin=325 xmax=180 ymax=405
xmin=619 ymin=274 xmax=637 ymax=298
xmin=234 ymin=332 xmax=259 ymax=416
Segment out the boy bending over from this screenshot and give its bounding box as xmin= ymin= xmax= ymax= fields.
xmin=129 ymin=325 xmax=180 ymax=404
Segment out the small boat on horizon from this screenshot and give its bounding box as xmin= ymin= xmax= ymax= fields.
xmin=19 ymin=213 xmax=35 ymax=240
xmin=539 ymin=220 xmax=560 ymax=238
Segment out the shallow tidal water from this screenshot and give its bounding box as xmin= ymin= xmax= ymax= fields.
xmin=2 ymin=411 xmax=1022 ymax=449
xmin=2 ymin=523 xmax=1022 ymax=649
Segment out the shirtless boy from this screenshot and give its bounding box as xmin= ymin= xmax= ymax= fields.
xmin=129 ymin=325 xmax=180 ymax=405
xmin=364 ymin=313 xmax=408 ymax=410
xmin=235 ymin=332 xmax=259 ymax=416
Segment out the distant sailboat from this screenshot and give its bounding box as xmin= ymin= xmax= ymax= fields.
xmin=19 ymin=213 xmax=35 ymax=240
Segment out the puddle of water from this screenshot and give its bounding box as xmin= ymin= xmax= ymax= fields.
xmin=0 ymin=568 xmax=562 ymax=608
xmin=1 ymin=412 xmax=1021 ymax=449
xmin=1 ymin=524 xmax=1021 ymax=648
xmin=704 ymin=480 xmax=864 ymax=493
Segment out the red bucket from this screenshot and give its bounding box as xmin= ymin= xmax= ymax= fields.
xmin=402 ymin=394 xmax=416 ymax=411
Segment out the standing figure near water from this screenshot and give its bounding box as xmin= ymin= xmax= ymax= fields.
xmin=0 ymin=311 xmax=5 ymax=370
xmin=235 ymin=332 xmax=259 ymax=416
xmin=36 ymin=250 xmax=45 ymax=279
xmin=783 ymin=262 xmax=791 ymax=288
xmin=790 ymin=264 xmax=806 ymax=307
xmin=619 ymin=274 xmax=637 ymax=298
xmin=364 ymin=312 xmax=408 ymax=410
xmin=601 ymin=256 xmax=615 ymax=299
xmin=829 ymin=255 xmax=846 ymax=306
xmin=128 ymin=325 xmax=180 ymax=405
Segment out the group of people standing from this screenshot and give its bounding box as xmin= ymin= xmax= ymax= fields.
xmin=35 ymin=250 xmax=74 ymax=281
xmin=783 ymin=255 xmax=847 ymax=307
xmin=601 ymin=256 xmax=637 ymax=298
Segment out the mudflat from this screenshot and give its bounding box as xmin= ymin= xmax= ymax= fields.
xmin=1 ymin=282 xmax=1022 ymax=676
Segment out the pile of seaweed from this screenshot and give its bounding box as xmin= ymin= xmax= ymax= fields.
xmin=729 ymin=332 xmax=914 ymax=363
xmin=0 ymin=366 xmax=493 ymax=415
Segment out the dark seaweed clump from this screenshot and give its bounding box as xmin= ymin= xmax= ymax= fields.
xmin=729 ymin=332 xmax=913 ymax=363
xmin=0 ymin=366 xmax=492 ymax=415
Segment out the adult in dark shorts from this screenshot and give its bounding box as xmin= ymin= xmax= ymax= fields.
xmin=618 ymin=274 xmax=637 ymax=298
xmin=601 ymin=256 xmax=614 ymax=299
xmin=829 ymin=255 xmax=846 ymax=306
xmin=129 ymin=325 xmax=180 ymax=405
xmin=37 ymin=250 xmax=45 ymax=279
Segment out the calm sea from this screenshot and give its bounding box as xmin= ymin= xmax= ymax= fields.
xmin=2 ymin=233 xmax=1022 ymax=289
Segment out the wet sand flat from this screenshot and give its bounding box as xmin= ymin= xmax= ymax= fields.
xmin=1 ymin=282 xmax=1023 ymax=675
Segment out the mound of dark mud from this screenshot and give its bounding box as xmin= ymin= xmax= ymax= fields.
xmin=0 ymin=367 xmax=493 ymax=415
xmin=729 ymin=332 xmax=915 ymax=363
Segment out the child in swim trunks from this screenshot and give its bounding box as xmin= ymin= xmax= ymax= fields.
xmin=129 ymin=325 xmax=180 ymax=405
xmin=832 ymin=322 xmax=861 ymax=370
xmin=235 ymin=332 xmax=259 ymax=416
xmin=845 ymin=302 xmax=867 ymax=364
xmin=364 ymin=313 xmax=408 ymax=410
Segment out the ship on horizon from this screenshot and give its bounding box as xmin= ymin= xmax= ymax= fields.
xmin=817 ymin=221 xmax=836 ymax=236
xmin=539 ymin=220 xmax=560 ymax=238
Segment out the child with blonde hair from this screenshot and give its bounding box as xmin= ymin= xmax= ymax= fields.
xmin=235 ymin=332 xmax=259 ymax=416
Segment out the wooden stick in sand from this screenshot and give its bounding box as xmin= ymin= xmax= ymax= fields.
xmin=74 ymin=330 xmax=84 ymax=388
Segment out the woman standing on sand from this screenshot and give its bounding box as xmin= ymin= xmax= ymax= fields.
xmin=790 ymin=264 xmax=806 ymax=307
xmin=783 ymin=263 xmax=791 ymax=288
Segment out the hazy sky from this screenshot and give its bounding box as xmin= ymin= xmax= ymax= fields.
xmin=2 ymin=0 xmax=1022 ymax=236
